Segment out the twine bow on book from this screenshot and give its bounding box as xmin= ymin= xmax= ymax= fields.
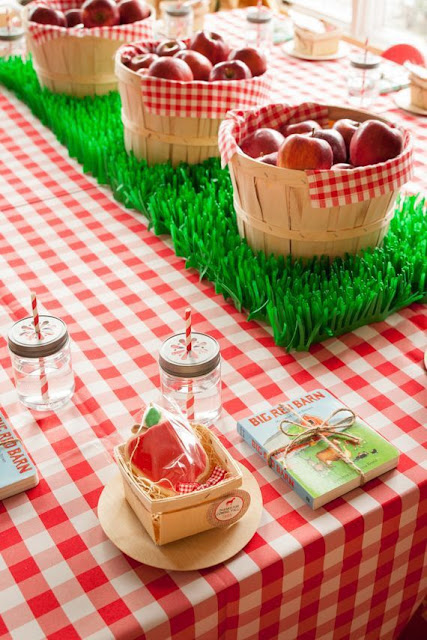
xmin=267 ymin=407 xmax=367 ymax=485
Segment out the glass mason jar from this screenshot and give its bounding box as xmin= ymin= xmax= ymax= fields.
xmin=347 ymin=54 xmax=381 ymax=108
xmin=0 ymin=0 xmax=25 ymax=42
xmin=8 ymin=315 xmax=74 ymax=412
xmin=159 ymin=331 xmax=221 ymax=425
xmin=245 ymin=6 xmax=274 ymax=56
xmin=164 ymin=3 xmax=193 ymax=40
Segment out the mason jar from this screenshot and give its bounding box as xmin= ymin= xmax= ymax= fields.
xmin=347 ymin=53 xmax=381 ymax=108
xmin=164 ymin=3 xmax=193 ymax=40
xmin=245 ymin=6 xmax=274 ymax=55
xmin=8 ymin=315 xmax=74 ymax=412
xmin=159 ymin=331 xmax=221 ymax=425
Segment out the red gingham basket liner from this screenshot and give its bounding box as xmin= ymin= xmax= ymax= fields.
xmin=176 ymin=465 xmax=227 ymax=494
xmin=138 ymin=72 xmax=271 ymax=119
xmin=28 ymin=0 xmax=155 ymax=45
xmin=218 ymin=102 xmax=414 ymax=209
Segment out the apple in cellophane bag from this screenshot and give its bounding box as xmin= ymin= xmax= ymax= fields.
xmin=114 ymin=405 xmax=246 ymax=545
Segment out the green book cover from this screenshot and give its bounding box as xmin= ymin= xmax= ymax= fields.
xmin=237 ymin=390 xmax=399 ymax=508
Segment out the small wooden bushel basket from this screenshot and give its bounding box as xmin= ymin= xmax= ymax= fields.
xmin=115 ymin=423 xmax=245 ymax=545
xmin=227 ymin=106 xmax=411 ymax=259
xmin=26 ymin=0 xmax=154 ymax=97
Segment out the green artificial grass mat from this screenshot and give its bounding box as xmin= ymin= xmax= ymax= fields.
xmin=1 ymin=56 xmax=426 ymax=351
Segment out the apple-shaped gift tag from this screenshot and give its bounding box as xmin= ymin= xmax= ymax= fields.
xmin=125 ymin=407 xmax=209 ymax=494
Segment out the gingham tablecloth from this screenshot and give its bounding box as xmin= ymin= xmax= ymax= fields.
xmin=1 ymin=10 xmax=426 ymax=640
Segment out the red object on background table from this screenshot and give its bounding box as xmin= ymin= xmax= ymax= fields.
xmin=382 ymin=44 xmax=425 ymax=66
xmin=0 ymin=10 xmax=426 ymax=640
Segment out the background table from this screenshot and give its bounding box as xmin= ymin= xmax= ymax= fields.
xmin=1 ymin=10 xmax=426 ymax=640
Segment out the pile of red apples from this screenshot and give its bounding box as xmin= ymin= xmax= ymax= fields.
xmin=120 ymin=30 xmax=267 ymax=82
xmin=28 ymin=0 xmax=151 ymax=28
xmin=239 ymin=117 xmax=404 ymax=169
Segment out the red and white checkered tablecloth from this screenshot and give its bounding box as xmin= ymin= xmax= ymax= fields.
xmin=1 ymin=10 xmax=426 ymax=640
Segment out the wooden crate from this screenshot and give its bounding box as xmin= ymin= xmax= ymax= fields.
xmin=115 ymin=424 xmax=244 ymax=545
xmin=116 ymin=56 xmax=222 ymax=166
xmin=228 ymin=106 xmax=400 ymax=259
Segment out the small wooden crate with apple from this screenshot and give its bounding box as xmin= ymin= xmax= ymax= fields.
xmin=115 ymin=31 xmax=271 ymax=166
xmin=219 ymin=102 xmax=413 ymax=259
xmin=27 ymin=0 xmax=155 ymax=97
xmin=114 ymin=407 xmax=247 ymax=545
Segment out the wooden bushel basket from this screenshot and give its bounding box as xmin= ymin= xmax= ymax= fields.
xmin=228 ymin=106 xmax=405 ymax=260
xmin=115 ymin=56 xmax=222 ymax=166
xmin=26 ymin=1 xmax=154 ymax=97
xmin=115 ymin=424 xmax=245 ymax=545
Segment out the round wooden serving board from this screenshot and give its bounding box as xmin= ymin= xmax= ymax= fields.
xmin=98 ymin=463 xmax=263 ymax=571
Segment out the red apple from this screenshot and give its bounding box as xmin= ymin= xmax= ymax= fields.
xmin=277 ymin=134 xmax=333 ymax=170
xmin=228 ymin=47 xmax=267 ymax=77
xmin=148 ymin=57 xmax=193 ymax=81
xmin=209 ymin=60 xmax=251 ymax=81
xmin=240 ymin=129 xmax=285 ymax=158
xmin=280 ymin=120 xmax=321 ymax=137
xmin=65 ymin=9 xmax=83 ymax=28
xmin=349 ymin=120 xmax=404 ymax=166
xmin=125 ymin=419 xmax=208 ymax=492
xmin=331 ymin=163 xmax=355 ymax=170
xmin=118 ymin=0 xmax=151 ymax=24
xmin=259 ymin=152 xmax=278 ymax=166
xmin=190 ymin=30 xmax=229 ymax=65
xmin=312 ymin=129 xmax=346 ymax=164
xmin=82 ymin=0 xmax=120 ymax=28
xmin=174 ymin=50 xmax=212 ymax=81
xmin=29 ymin=6 xmax=66 ymax=26
xmin=332 ymin=119 xmax=360 ymax=154
xmin=155 ymin=39 xmax=187 ymax=57
xmin=128 ymin=53 xmax=158 ymax=71
xmin=120 ymin=43 xmax=148 ymax=66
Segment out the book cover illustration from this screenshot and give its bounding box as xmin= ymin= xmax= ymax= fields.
xmin=0 ymin=409 xmax=39 ymax=497
xmin=237 ymin=390 xmax=399 ymax=508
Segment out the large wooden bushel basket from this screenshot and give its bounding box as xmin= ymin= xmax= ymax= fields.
xmin=229 ymin=106 xmax=403 ymax=259
xmin=115 ymin=57 xmax=222 ymax=166
xmin=26 ymin=1 xmax=154 ymax=97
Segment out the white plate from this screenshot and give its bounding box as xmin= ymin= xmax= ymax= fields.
xmin=393 ymin=89 xmax=427 ymax=116
xmin=283 ymin=40 xmax=349 ymax=61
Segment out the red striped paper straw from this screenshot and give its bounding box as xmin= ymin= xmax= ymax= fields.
xmin=31 ymin=293 xmax=49 ymax=403
xmin=185 ymin=307 xmax=192 ymax=353
xmin=186 ymin=380 xmax=195 ymax=421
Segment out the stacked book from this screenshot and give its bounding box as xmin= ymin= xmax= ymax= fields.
xmin=0 ymin=410 xmax=39 ymax=500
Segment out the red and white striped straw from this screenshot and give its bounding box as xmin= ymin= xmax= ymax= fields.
xmin=31 ymin=293 xmax=49 ymax=403
xmin=186 ymin=380 xmax=195 ymax=421
xmin=185 ymin=307 xmax=192 ymax=353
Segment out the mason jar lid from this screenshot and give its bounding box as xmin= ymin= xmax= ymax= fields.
xmin=246 ymin=7 xmax=272 ymax=24
xmin=165 ymin=4 xmax=191 ymax=17
xmin=350 ymin=53 xmax=381 ymax=70
xmin=8 ymin=315 xmax=69 ymax=358
xmin=159 ymin=332 xmax=220 ymax=378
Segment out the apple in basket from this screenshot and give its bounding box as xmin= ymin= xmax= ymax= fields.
xmin=29 ymin=5 xmax=66 ymax=26
xmin=156 ymin=39 xmax=187 ymax=57
xmin=312 ymin=129 xmax=347 ymax=164
xmin=118 ymin=0 xmax=151 ymax=25
xmin=129 ymin=53 xmax=158 ymax=71
xmin=190 ymin=30 xmax=230 ymax=65
xmin=228 ymin=47 xmax=267 ymax=77
xmin=259 ymin=152 xmax=278 ymax=166
xmin=125 ymin=417 xmax=209 ymax=493
xmin=280 ymin=120 xmax=321 ymax=137
xmin=350 ymin=120 xmax=403 ymax=166
xmin=332 ymin=118 xmax=360 ymax=154
xmin=148 ymin=57 xmax=194 ymax=81
xmin=120 ymin=43 xmax=148 ymax=66
xmin=209 ymin=60 xmax=252 ymax=81
xmin=64 ymin=9 xmax=83 ymax=28
xmin=277 ymin=133 xmax=333 ymax=170
xmin=240 ymin=129 xmax=285 ymax=158
xmin=175 ymin=50 xmax=212 ymax=81
xmin=82 ymin=0 xmax=120 ymax=28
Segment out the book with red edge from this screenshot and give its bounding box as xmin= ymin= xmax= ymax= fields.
xmin=0 ymin=409 xmax=39 ymax=500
